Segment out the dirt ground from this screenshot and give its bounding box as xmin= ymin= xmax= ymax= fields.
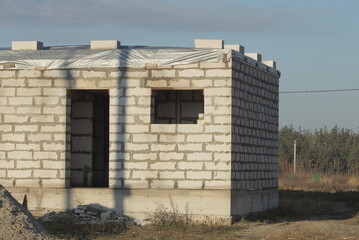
xmin=40 ymin=190 xmax=359 ymax=240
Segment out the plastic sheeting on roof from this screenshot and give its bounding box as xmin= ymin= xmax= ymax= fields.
xmin=0 ymin=46 xmax=233 ymax=70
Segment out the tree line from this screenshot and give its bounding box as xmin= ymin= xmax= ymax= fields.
xmin=279 ymin=125 xmax=359 ymax=173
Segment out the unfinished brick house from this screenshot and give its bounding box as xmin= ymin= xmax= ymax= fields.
xmin=0 ymin=39 xmax=280 ymax=221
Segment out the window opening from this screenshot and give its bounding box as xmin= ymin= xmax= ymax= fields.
xmin=151 ymin=90 xmax=204 ymax=124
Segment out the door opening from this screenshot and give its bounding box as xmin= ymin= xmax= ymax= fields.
xmin=68 ymin=90 xmax=109 ymax=187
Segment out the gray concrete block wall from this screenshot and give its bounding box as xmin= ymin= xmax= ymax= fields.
xmin=0 ymin=62 xmax=233 ymax=191
xmin=231 ymin=57 xmax=279 ymax=191
xmin=0 ymin=70 xmax=68 ymax=188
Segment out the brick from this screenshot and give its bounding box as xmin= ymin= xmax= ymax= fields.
xmin=150 ymin=144 xmax=176 ymax=151
xmin=159 ymin=171 xmax=185 ymax=179
xmin=205 ymin=143 xmax=231 ymax=152
xmin=16 ymin=106 xmax=42 ymax=114
xmin=33 ymin=151 xmax=58 ymax=160
xmin=213 ymin=171 xmax=230 ymax=180
xmin=30 ymin=116 xmax=55 ymax=123
xmin=186 ymin=134 xmax=213 ymax=142
xmin=0 ymin=160 xmax=15 ymax=168
xmin=150 ymin=124 xmax=176 ymax=133
xmin=124 ymin=162 xmax=148 ymax=170
xmin=168 ymin=79 xmax=191 ymax=88
xmin=82 ymin=70 xmax=106 ymax=78
xmin=8 ymin=151 xmax=32 ymax=160
xmin=43 ymin=88 xmax=67 ymax=96
xmin=2 ymin=79 xmax=26 ymax=87
xmin=186 ymin=171 xmax=211 ymax=180
xmin=150 ymin=162 xmax=175 ymax=170
xmin=0 ymin=87 xmax=15 ymax=96
xmin=132 ymin=134 xmax=158 ymax=143
xmin=7 ymin=170 xmax=32 ymax=178
xmin=178 ymin=69 xmax=204 ymax=77
xmin=110 ymin=71 xmax=148 ymax=79
xmin=178 ymin=180 xmax=203 ymax=189
xmin=43 ymin=106 xmax=66 ymax=115
xmin=0 ymin=71 xmax=16 ymax=78
xmin=0 ymin=143 xmax=15 ymax=151
xmin=132 ymin=171 xmax=158 ymax=179
xmin=151 ymin=70 xmax=176 ymax=78
xmin=15 ymin=179 xmax=40 ymax=188
xmin=16 ymin=88 xmax=41 ymax=96
xmin=4 ymin=115 xmax=29 ymax=123
xmin=146 ymin=80 xmax=167 ymax=88
xmin=43 ymin=160 xmax=65 ymax=169
xmin=151 ymin=180 xmax=175 ymax=189
xmin=159 ymin=152 xmax=184 ymax=161
xmin=34 ymin=97 xmax=60 ymax=105
xmin=205 ymin=162 xmax=230 ymax=171
xmin=41 ymin=125 xmax=65 ymax=132
xmin=123 ymin=180 xmax=148 ymax=188
xmin=133 ymin=153 xmax=157 ymax=161
xmin=177 ymin=125 xmax=203 ymax=133
xmin=0 ymin=125 xmax=12 ymax=132
xmin=178 ymin=144 xmax=202 ymax=151
xmin=204 ymin=180 xmax=230 ymax=189
xmin=178 ymin=162 xmax=203 ymax=170
xmin=15 ymin=143 xmax=40 ymax=150
xmin=15 ymin=125 xmax=38 ymax=132
xmin=18 ymin=70 xmax=42 ymax=78
xmin=43 ymin=143 xmax=65 ymax=151
xmin=186 ymin=152 xmax=212 ymax=161
xmin=159 ymin=134 xmax=185 ymax=143
xmin=2 ymin=133 xmax=25 ymax=142
xmin=8 ymin=97 xmax=32 ymax=105
xmin=43 ymin=70 xmax=68 ymax=78
xmin=124 ymin=143 xmax=149 ymax=151
xmin=28 ymin=133 xmax=52 ymax=141
xmin=27 ymin=79 xmax=52 ymax=87
xmin=16 ymin=160 xmax=41 ymax=168
xmin=33 ymin=169 xmax=58 ymax=178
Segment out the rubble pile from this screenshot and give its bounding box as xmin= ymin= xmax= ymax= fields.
xmin=39 ymin=205 xmax=152 ymax=226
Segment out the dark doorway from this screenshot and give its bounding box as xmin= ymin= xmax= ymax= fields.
xmin=68 ymin=90 xmax=109 ymax=187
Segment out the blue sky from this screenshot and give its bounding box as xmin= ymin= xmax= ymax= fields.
xmin=1 ymin=0 xmax=359 ymax=130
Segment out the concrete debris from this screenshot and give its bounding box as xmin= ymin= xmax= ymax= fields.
xmin=38 ymin=204 xmax=153 ymax=226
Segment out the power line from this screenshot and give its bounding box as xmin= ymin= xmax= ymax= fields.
xmin=279 ymin=88 xmax=359 ymax=94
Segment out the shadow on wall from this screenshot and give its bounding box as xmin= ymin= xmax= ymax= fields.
xmin=63 ymin=49 xmax=131 ymax=214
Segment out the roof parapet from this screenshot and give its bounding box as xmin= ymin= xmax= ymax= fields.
xmin=194 ymin=39 xmax=224 ymax=49
xmin=262 ymin=60 xmax=276 ymax=69
xmin=90 ymin=40 xmax=121 ymax=50
xmin=224 ymin=44 xmax=245 ymax=54
xmin=245 ymin=53 xmax=262 ymax=62
xmin=12 ymin=41 xmax=43 ymax=51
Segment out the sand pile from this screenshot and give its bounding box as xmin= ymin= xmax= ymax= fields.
xmin=0 ymin=185 xmax=55 ymax=240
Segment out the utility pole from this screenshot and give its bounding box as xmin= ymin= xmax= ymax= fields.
xmin=293 ymin=140 xmax=297 ymax=173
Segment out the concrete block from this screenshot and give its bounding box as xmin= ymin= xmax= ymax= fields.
xmin=178 ymin=69 xmax=204 ymax=77
xmin=90 ymin=40 xmax=120 ymax=50
xmin=245 ymin=53 xmax=262 ymax=62
xmin=194 ymin=39 xmax=224 ymax=49
xmin=262 ymin=60 xmax=276 ymax=69
xmin=151 ymin=180 xmax=175 ymax=189
xmin=186 ymin=171 xmax=211 ymax=180
xmin=12 ymin=41 xmax=43 ymax=50
xmin=224 ymin=44 xmax=245 ymax=54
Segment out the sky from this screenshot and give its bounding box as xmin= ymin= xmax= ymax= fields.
xmin=1 ymin=0 xmax=359 ymax=130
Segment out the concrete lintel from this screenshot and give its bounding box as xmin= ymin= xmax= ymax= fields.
xmin=224 ymin=44 xmax=245 ymax=54
xmin=262 ymin=60 xmax=276 ymax=69
xmin=90 ymin=40 xmax=121 ymax=50
xmin=12 ymin=41 xmax=43 ymax=51
xmin=245 ymin=53 xmax=262 ymax=62
xmin=194 ymin=39 xmax=224 ymax=49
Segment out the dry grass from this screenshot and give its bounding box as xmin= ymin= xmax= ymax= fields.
xmin=279 ymin=171 xmax=359 ymax=192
